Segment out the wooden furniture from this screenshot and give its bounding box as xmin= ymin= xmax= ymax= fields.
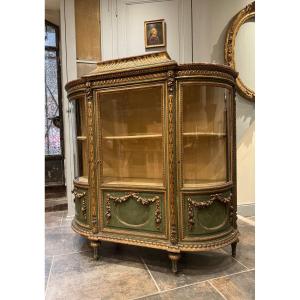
xmin=66 ymin=52 xmax=239 ymax=273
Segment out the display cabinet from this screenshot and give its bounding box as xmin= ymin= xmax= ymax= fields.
xmin=66 ymin=52 xmax=239 ymax=273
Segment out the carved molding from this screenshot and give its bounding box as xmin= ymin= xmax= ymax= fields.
xmin=85 ymin=52 xmax=174 ymax=77
xmin=167 ymin=70 xmax=177 ymax=245
xmin=72 ymin=188 xmax=88 ymax=221
xmin=72 ymin=219 xmax=239 ymax=252
xmin=224 ymin=1 xmax=255 ymax=101
xmin=187 ymin=193 xmax=233 ymax=231
xmin=105 ymin=193 xmax=162 ymax=229
xmin=86 ymin=82 xmax=98 ymax=233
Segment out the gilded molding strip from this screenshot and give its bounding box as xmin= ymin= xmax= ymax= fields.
xmin=224 ymin=1 xmax=255 ymax=101
xmin=72 ymin=219 xmax=238 ymax=252
xmin=105 ymin=193 xmax=162 ymax=229
xmin=86 ymin=82 xmax=98 ymax=233
xmin=167 ymin=70 xmax=177 ymax=244
xmin=187 ymin=193 xmax=233 ymax=231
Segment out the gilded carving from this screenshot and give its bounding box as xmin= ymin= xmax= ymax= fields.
xmin=85 ymin=52 xmax=174 ymax=77
xmin=86 ymin=82 xmax=97 ymax=233
xmin=167 ymin=70 xmax=177 ymax=244
xmin=72 ymin=188 xmax=88 ymax=221
xmin=105 ymin=193 xmax=162 ymax=229
xmin=224 ymin=1 xmax=255 ymax=101
xmin=187 ymin=193 xmax=233 ymax=231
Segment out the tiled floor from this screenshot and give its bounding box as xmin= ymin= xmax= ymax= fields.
xmin=45 ymin=212 xmax=255 ymax=300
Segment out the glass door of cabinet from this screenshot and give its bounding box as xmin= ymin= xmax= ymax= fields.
xmin=97 ymin=84 xmax=164 ymax=187
xmin=180 ymin=83 xmax=231 ymax=188
xmin=74 ymin=97 xmax=88 ymax=183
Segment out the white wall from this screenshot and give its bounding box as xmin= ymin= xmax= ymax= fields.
xmin=101 ymin=0 xmax=192 ymax=63
xmin=192 ymin=0 xmax=255 ymax=205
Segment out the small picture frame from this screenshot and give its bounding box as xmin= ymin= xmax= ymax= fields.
xmin=144 ymin=19 xmax=166 ymax=49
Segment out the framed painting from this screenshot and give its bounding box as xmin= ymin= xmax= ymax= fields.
xmin=144 ymin=19 xmax=166 ymax=49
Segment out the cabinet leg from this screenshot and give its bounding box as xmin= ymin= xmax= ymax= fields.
xmin=168 ymin=252 xmax=181 ymax=274
xmin=90 ymin=241 xmax=101 ymax=260
xmin=231 ymin=241 xmax=238 ymax=258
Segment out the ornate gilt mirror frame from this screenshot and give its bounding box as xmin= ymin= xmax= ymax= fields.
xmin=225 ymin=1 xmax=255 ymax=101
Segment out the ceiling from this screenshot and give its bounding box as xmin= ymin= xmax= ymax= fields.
xmin=45 ymin=0 xmax=60 ymax=11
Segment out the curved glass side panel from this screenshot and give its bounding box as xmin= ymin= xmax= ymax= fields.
xmin=181 ymin=83 xmax=230 ymax=188
xmin=73 ymin=97 xmax=88 ymax=182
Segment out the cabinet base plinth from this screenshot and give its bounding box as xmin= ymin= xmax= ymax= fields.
xmin=168 ymin=252 xmax=181 ymax=274
xmin=90 ymin=241 xmax=101 ymax=260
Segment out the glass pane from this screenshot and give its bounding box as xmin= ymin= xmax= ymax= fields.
xmin=75 ymin=99 xmax=88 ymax=179
xmin=45 ymin=24 xmax=57 ymax=47
xmin=100 ymin=86 xmax=163 ymax=187
xmin=45 ymin=49 xmax=61 ymax=155
xmin=182 ymin=84 xmax=229 ymax=187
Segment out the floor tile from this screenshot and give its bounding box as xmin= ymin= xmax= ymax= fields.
xmin=46 ymin=250 xmax=158 ymax=300
xmin=223 ymin=219 xmax=255 ymax=269
xmin=45 ymin=225 xmax=90 ymax=256
xmin=61 ymin=211 xmax=73 ymax=227
xmin=45 ymin=211 xmax=64 ymax=228
xmin=45 ymin=256 xmax=53 ymax=290
xmin=141 ymin=249 xmax=247 ymax=291
xmin=210 ymin=270 xmax=255 ymax=300
xmin=138 ymin=281 xmax=224 ymax=300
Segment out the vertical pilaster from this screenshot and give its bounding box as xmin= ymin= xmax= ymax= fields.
xmin=167 ymin=70 xmax=177 ymax=245
xmin=86 ymin=82 xmax=98 ymax=233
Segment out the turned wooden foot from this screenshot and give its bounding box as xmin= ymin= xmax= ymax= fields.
xmin=90 ymin=241 xmax=101 ymax=260
xmin=168 ymin=252 xmax=181 ymax=274
xmin=231 ymin=241 xmax=238 ymax=258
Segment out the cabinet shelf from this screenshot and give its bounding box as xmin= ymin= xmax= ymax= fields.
xmin=77 ymin=136 xmax=87 ymax=141
xmin=103 ymin=134 xmax=162 ymax=140
xmin=183 ymin=132 xmax=226 ymax=137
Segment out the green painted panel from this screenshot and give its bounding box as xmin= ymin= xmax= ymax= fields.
xmin=74 ymin=187 xmax=89 ymax=225
xmin=103 ymin=190 xmax=165 ymax=234
xmin=184 ymin=191 xmax=232 ymax=236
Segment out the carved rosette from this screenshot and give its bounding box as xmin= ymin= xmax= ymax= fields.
xmin=187 ymin=193 xmax=233 ymax=231
xmin=105 ymin=193 xmax=162 ymax=229
xmin=167 ymin=70 xmax=177 ymax=244
xmin=86 ymin=81 xmax=97 ymax=233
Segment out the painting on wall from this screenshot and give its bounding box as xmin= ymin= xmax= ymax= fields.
xmin=144 ymin=19 xmax=166 ymax=49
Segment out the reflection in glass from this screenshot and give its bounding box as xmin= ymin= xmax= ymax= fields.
xmin=182 ymin=84 xmax=229 ymax=187
xmin=235 ymin=17 xmax=255 ymax=91
xmin=75 ymin=99 xmax=88 ymax=180
xmin=100 ymin=86 xmax=163 ymax=187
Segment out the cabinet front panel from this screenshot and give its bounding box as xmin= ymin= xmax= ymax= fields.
xmin=182 ymin=190 xmax=233 ymax=240
xmin=102 ymin=190 xmax=166 ymax=237
xmin=178 ymin=82 xmax=232 ymax=189
xmin=96 ymin=84 xmax=165 ymax=189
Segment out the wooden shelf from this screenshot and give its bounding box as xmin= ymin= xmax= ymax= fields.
xmin=77 ymin=136 xmax=87 ymax=141
xmin=183 ymin=132 xmax=226 ymax=137
xmin=102 ymin=177 xmax=163 ymax=187
xmin=103 ymin=134 xmax=162 ymax=140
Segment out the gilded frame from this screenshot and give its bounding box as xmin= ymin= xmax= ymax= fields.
xmin=144 ymin=19 xmax=166 ymax=49
xmin=224 ymin=1 xmax=255 ymax=101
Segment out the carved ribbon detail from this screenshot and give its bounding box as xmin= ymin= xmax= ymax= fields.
xmin=105 ymin=193 xmax=162 ymax=229
xmin=187 ymin=193 xmax=233 ymax=231
xmin=72 ymin=188 xmax=87 ymax=220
